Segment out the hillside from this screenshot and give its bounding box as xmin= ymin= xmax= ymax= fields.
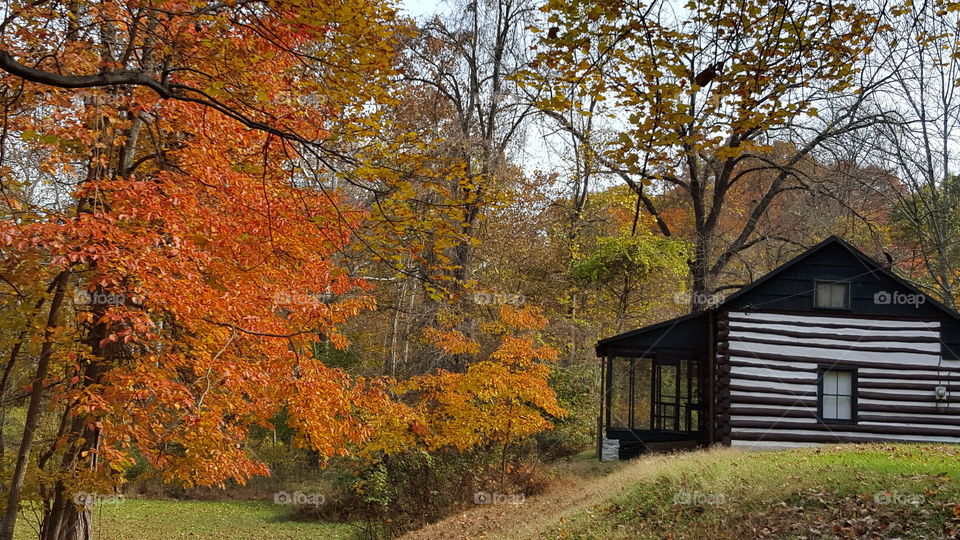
xmin=404 ymin=445 xmax=960 ymax=539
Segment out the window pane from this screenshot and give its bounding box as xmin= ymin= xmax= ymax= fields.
xmin=679 ymin=359 xmax=689 ymax=399
xmin=609 ymin=358 xmax=631 ymax=428
xmin=660 ymin=364 xmax=677 ymax=398
xmin=836 ymin=396 xmax=852 ymax=419
xmin=832 ymin=284 xmax=846 ymax=307
xmin=823 ymin=371 xmax=838 ymax=394
xmin=690 ymin=366 xmax=698 ymax=398
xmin=835 ymin=371 xmax=852 ymax=395
xmin=816 ymin=283 xmax=848 ymax=308
xmin=822 ymin=395 xmax=838 ymax=419
xmin=815 ymin=283 xmax=830 ymax=307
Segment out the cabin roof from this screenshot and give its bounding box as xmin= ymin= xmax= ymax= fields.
xmin=719 ymin=235 xmax=960 ymax=316
xmin=596 ymin=235 xmax=960 ymax=357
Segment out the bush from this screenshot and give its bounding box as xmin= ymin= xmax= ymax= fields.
xmin=316 ymin=441 xmax=551 ymax=536
xmin=536 ymin=363 xmax=596 ymax=459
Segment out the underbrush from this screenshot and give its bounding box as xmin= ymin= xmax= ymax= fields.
xmin=296 ymin=441 xmax=556 ymax=537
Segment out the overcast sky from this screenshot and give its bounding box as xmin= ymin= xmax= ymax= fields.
xmin=393 ymin=0 xmax=568 ymax=177
xmin=399 ymin=0 xmax=441 ymax=18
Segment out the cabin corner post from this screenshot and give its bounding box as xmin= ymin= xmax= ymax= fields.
xmin=707 ymin=310 xmax=716 ymax=445
xmin=715 ymin=312 xmax=732 ymax=446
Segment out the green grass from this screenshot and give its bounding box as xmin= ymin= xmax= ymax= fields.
xmin=543 ymin=444 xmax=960 ymax=539
xmin=11 ymin=445 xmax=960 ymax=539
xmin=13 ymin=499 xmax=360 ymax=540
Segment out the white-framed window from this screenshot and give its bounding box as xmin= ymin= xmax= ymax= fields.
xmin=819 ymin=367 xmax=856 ymax=422
xmin=815 ymin=281 xmax=849 ymax=309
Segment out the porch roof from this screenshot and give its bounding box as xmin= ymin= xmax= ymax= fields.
xmin=595 ymin=311 xmax=710 ymax=357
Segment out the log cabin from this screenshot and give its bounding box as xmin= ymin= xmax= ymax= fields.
xmin=596 ymin=236 xmax=960 ymax=460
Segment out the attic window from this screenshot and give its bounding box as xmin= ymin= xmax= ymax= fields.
xmin=814 ymin=281 xmax=849 ymax=309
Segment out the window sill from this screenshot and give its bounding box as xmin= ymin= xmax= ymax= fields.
xmin=818 ymin=418 xmax=858 ymax=425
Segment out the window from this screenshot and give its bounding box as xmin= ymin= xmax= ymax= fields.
xmin=606 ymin=355 xmax=699 ymax=432
xmin=819 ymin=367 xmax=856 ymax=423
xmin=815 ymin=281 xmax=849 ymax=309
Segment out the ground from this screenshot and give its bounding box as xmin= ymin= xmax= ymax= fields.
xmin=12 ymin=500 xmax=358 ymax=540
xmin=13 ymin=444 xmax=960 ymax=539
xmin=404 ymin=445 xmax=960 ymax=539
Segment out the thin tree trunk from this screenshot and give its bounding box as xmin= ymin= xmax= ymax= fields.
xmin=0 ymin=297 xmax=45 ymax=405
xmin=0 ymin=270 xmax=69 ymax=540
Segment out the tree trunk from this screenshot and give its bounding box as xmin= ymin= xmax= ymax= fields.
xmin=39 ymin=297 xmax=112 ymax=540
xmin=33 ymin=81 xmax=136 ymax=540
xmin=0 ymin=271 xmax=69 ymax=540
xmin=40 ymin=481 xmax=92 ymax=540
xmin=690 ymin=236 xmax=712 ymax=313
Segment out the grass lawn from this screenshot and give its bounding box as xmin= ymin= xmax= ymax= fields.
xmin=545 ymin=444 xmax=960 ymax=539
xmin=13 ymin=499 xmax=360 ymax=540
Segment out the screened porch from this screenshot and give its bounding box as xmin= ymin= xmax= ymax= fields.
xmin=603 ymin=352 xmax=708 ymax=454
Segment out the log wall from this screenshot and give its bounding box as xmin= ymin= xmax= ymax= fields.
xmin=721 ymin=311 xmax=960 ymax=448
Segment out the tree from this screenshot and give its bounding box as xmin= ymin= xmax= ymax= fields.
xmin=0 ymin=1 xmax=408 ymax=538
xmin=362 ymin=304 xmax=564 ymax=457
xmin=352 ymin=0 xmax=544 ymax=377
xmin=406 ymin=0 xmax=540 ymax=291
xmin=522 ymin=0 xmax=894 ymax=310
xmin=571 ymin=231 xmax=688 ymax=332
xmin=852 ymin=3 xmax=960 ymax=307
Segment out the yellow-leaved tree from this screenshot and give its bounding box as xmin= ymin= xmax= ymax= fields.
xmin=364 ymin=304 xmax=565 ymax=456
xmin=520 ymin=0 xmax=894 ymax=311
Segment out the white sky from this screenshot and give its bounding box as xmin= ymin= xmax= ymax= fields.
xmin=393 ymin=0 xmax=567 ymax=176
xmin=398 ymin=0 xmax=442 ymax=18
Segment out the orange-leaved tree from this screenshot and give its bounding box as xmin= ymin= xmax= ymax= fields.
xmin=0 ymin=0 xmax=415 ymax=538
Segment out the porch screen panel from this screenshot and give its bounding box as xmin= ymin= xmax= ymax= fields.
xmin=657 ymin=364 xmax=678 ymax=430
xmin=608 ymin=358 xmax=631 ymax=428
xmin=632 ymin=358 xmax=652 ymax=429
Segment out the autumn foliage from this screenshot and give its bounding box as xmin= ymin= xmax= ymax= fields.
xmin=0 ymin=3 xmax=569 ymax=537
xmin=363 ymin=305 xmax=565 ymax=457
xmin=10 ymin=0 xmax=960 ymax=538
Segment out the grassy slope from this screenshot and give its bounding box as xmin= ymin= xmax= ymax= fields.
xmin=405 ymin=444 xmax=960 ymax=540
xmin=13 ymin=500 xmax=358 ymax=540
